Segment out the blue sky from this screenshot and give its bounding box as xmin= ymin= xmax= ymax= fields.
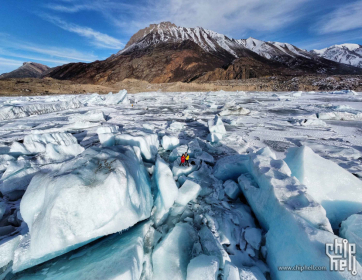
xmin=1 ymin=0 xmax=362 ymax=74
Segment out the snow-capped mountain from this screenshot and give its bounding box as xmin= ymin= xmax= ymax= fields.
xmin=311 ymin=44 xmax=362 ymax=68
xmin=118 ymin=22 xmax=245 ymax=58
xmin=238 ymin=37 xmax=313 ymax=60
xmin=0 ymin=62 xmax=49 ymax=79
xmin=118 ymin=22 xmax=314 ymax=62
xmin=45 ymin=22 xmax=362 ymax=84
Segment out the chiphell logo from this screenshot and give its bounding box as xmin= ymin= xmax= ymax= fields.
xmin=326 ymin=239 xmax=357 ymax=276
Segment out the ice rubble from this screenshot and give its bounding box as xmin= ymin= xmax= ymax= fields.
xmin=318 ymin=111 xmax=362 ymax=121
xmin=169 ymin=121 xmax=185 ymax=131
xmin=169 ymin=145 xmax=189 ymax=162
xmin=0 ymin=98 xmax=82 ymax=121
xmin=223 ymin=180 xmax=241 ymax=200
xmin=198 ymin=225 xmax=231 ymax=268
xmin=207 ymin=115 xmax=226 ymax=143
xmin=239 ymin=267 xmax=267 ymax=280
xmin=288 ymin=117 xmax=327 ymax=127
xmin=0 ymin=200 xmax=6 ymax=220
xmin=153 ymin=156 xmax=179 ymax=224
xmin=206 ymin=133 xmax=223 ymax=143
xmin=2 ymin=89 xmax=362 ymax=279
xmin=329 ymin=90 xmax=358 ymax=95
xmin=69 ymin=110 xmax=106 ymax=122
xmin=186 ymin=254 xmax=219 ymax=280
xmin=98 ymin=130 xmax=159 ymax=162
xmin=0 ymin=160 xmax=39 ymax=197
xmin=219 ymin=106 xmax=250 ymax=116
xmin=224 ymin=263 xmax=266 ymax=280
xmin=102 ymin=90 xmax=130 ymax=105
xmin=152 ymin=223 xmax=198 ymax=280
xmin=300 ymin=141 xmax=361 ymax=160
xmin=13 ymin=146 xmax=153 ymax=272
xmin=285 ymin=146 xmax=362 ymax=229
xmin=224 ymin=262 xmax=240 ymax=280
xmin=169 ymin=139 xmax=203 ymax=162
xmin=243 ymin=228 xmax=262 ymax=251
xmin=172 ymin=159 xmax=200 ymax=180
xmin=186 ymin=162 xmax=222 ymax=197
xmin=97 ymin=125 xmax=120 ymax=147
xmin=0 ymin=155 xmax=15 ymax=173
xmin=198 ymin=151 xmax=215 ymax=164
xmin=0 ymin=90 xmax=128 ymax=122
xmin=10 ymin=132 xmax=84 ymax=157
xmin=11 ymin=221 xmax=151 ymax=280
xmin=161 ymin=135 xmax=180 ymax=151
xmin=175 ymin=180 xmax=201 ymax=206
xmin=1 ymin=133 xmax=84 ymax=197
xmin=292 ymin=91 xmax=303 ymax=97
xmin=238 ymin=147 xmax=362 ymax=279
xmin=114 ymin=133 xmax=159 ymax=162
xmin=340 ymin=214 xmax=362 ymax=263
xmin=0 ymin=236 xmax=21 ymax=268
xmin=213 ymin=154 xmax=249 ymax=181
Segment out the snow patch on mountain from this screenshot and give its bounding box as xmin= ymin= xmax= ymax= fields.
xmin=312 ymin=44 xmax=362 ymax=68
xmin=118 ymin=22 xmax=246 ymax=58
xmin=117 ymin=22 xmax=362 ymax=73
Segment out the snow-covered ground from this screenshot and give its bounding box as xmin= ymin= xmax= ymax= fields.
xmin=0 ymin=89 xmax=362 ymax=280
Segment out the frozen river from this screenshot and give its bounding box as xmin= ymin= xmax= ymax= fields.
xmin=0 ymin=89 xmax=361 ymax=280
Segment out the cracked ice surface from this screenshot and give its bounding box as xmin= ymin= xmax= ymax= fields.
xmin=0 ymin=90 xmax=361 ymax=280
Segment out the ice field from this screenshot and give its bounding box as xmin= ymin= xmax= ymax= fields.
xmin=0 ymin=89 xmax=362 ymax=280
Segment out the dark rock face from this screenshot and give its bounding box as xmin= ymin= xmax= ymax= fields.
xmin=0 ymin=62 xmax=50 ymax=79
xmin=46 ymin=41 xmax=231 ymax=83
xmin=45 ymin=22 xmax=362 ymax=84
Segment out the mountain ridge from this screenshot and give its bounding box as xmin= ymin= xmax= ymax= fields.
xmin=0 ymin=62 xmax=50 ymax=80
xmin=43 ymin=22 xmax=362 ymax=84
xmin=312 ymin=43 xmax=362 ymax=68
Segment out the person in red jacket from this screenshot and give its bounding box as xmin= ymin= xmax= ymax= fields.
xmin=180 ymin=154 xmax=185 ymax=166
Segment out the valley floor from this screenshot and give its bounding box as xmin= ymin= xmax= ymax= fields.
xmin=0 ymin=89 xmax=361 ymax=280
xmin=1 ymin=75 xmax=362 ymax=96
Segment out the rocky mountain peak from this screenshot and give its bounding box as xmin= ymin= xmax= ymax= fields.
xmin=44 ymin=22 xmax=362 ymax=85
xmin=312 ymin=44 xmax=362 ymax=68
xmin=0 ymin=62 xmax=50 ymax=79
xmin=124 ymin=21 xmax=179 ymax=49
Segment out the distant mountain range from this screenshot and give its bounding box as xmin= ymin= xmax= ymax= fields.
xmin=118 ymin=23 xmax=314 ymax=62
xmin=2 ymin=22 xmax=362 ymax=83
xmin=312 ymin=44 xmax=362 ymax=69
xmin=0 ymin=62 xmax=49 ymax=79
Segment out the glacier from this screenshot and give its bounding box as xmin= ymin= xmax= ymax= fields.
xmin=152 ymin=223 xmax=198 ymax=280
xmin=14 ymin=146 xmax=153 ymax=272
xmin=238 ymin=147 xmax=362 ymax=279
xmin=11 ymin=221 xmax=151 ymax=280
xmin=340 ymin=213 xmax=362 ymax=263
xmin=285 ymin=145 xmax=362 ymax=229
xmin=0 ymin=89 xmax=361 ymax=280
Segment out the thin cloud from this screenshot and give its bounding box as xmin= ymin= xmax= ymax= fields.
xmin=0 ymin=57 xmax=24 ymax=66
xmin=0 ymin=57 xmax=24 ymax=74
xmin=316 ymin=1 xmax=362 ymax=34
xmin=0 ymin=34 xmax=99 ymax=62
xmin=0 ymin=34 xmax=101 ymax=74
xmin=154 ymin=0 xmax=311 ymax=34
xmin=43 ymin=15 xmax=124 ymax=49
xmin=20 ymin=45 xmax=98 ymax=62
xmin=297 ymin=30 xmax=362 ymax=50
xmin=45 ymin=0 xmax=312 ymax=37
xmin=45 ymin=4 xmax=92 ymax=13
xmin=0 ymin=50 xmax=75 ymax=65
xmin=44 ymin=1 xmax=145 ymax=35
